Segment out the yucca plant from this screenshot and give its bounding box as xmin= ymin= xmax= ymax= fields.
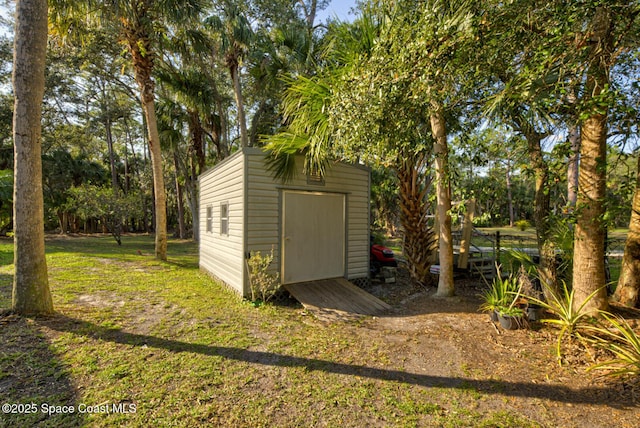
xmin=523 ymin=280 xmax=603 ymax=364
xmin=479 ymin=264 xmax=519 ymax=314
xmin=586 ymin=313 xmax=640 ymax=378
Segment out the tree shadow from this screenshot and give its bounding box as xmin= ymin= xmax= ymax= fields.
xmin=0 ymin=311 xmax=85 ymax=427
xmin=38 ymin=313 xmax=637 ymax=410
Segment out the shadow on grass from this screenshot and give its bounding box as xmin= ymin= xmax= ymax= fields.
xmin=39 ymin=313 xmax=636 ymax=409
xmin=0 ymin=311 xmax=85 ymax=427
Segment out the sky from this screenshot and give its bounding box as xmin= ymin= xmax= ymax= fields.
xmin=316 ymin=0 xmax=359 ymax=24
xmin=0 ymin=3 xmax=11 ymax=38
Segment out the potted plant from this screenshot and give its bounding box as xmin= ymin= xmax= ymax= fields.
xmin=481 ymin=265 xmax=528 ymax=330
xmin=496 ymin=305 xmax=527 ymax=330
xmin=479 ymin=265 xmax=519 ymax=322
xmin=503 ymin=255 xmax=544 ymax=323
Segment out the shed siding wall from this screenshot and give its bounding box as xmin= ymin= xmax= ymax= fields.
xmin=199 ymin=152 xmax=246 ymax=294
xmin=245 ymin=150 xmax=369 ymax=283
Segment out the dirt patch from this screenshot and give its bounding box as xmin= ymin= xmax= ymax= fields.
xmin=352 ymin=269 xmax=640 ymax=426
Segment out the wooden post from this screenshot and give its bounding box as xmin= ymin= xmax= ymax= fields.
xmin=457 ymin=200 xmax=476 ymax=269
xmin=495 ymin=231 xmax=501 ymax=267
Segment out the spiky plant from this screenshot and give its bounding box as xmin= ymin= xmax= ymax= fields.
xmin=479 ymin=264 xmax=519 ymax=314
xmin=524 ymin=281 xmax=603 ymax=364
xmin=586 ymin=313 xmax=640 ymax=378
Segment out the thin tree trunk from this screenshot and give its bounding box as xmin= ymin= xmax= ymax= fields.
xmin=614 ymin=154 xmax=640 ymax=308
xmin=57 ymin=210 xmax=64 ymax=235
xmin=297 ymin=0 xmax=318 ymax=68
xmin=101 ymin=80 xmax=119 ymax=193
xmin=125 ymin=25 xmax=167 ymax=260
xmin=173 ymin=152 xmax=186 ymax=240
xmin=173 ymin=145 xmax=199 ymax=242
xmin=572 ymin=6 xmax=612 ymax=314
xmin=230 ymin=64 xmax=248 ymax=148
xmin=188 ymin=110 xmax=206 ymax=174
xmin=187 ymin=180 xmax=199 ymax=242
xmin=12 ymin=0 xmax=53 ymax=315
xmin=219 ymin=102 xmax=230 ymax=157
xmin=567 ymin=124 xmax=580 ymax=208
xmin=123 ymin=138 xmax=130 ymax=195
xmin=431 ymin=110 xmax=454 ymax=297
xmin=525 ymin=129 xmax=557 ymax=297
xmin=124 ymin=12 xmax=167 ymax=260
xmin=204 ymin=57 xmax=230 ymax=159
xmin=144 ymin=102 xmax=167 ymax=260
xmin=506 ymin=161 xmax=514 ymax=227
xmin=105 ymin=116 xmax=119 ymax=192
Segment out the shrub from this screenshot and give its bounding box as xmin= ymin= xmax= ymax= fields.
xmin=246 ymin=248 xmax=280 ymax=304
xmin=514 ymin=219 xmax=531 ymax=231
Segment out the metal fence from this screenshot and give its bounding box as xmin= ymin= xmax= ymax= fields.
xmin=469 ymin=230 xmax=627 ymax=285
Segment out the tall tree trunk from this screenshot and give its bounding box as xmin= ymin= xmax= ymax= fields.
xmin=506 ymin=161 xmax=514 ymax=227
xmin=431 ymin=110 xmax=454 ymax=297
xmin=571 ymin=7 xmax=612 ymax=314
xmin=614 ymin=154 xmax=640 ymax=308
xmin=188 ymin=110 xmax=206 ymax=174
xmin=124 ymin=14 xmax=167 ymax=261
xmin=12 ymin=0 xmax=53 ymax=315
xmin=173 ymin=145 xmax=199 ymax=242
xmin=298 ymin=0 xmax=318 ymax=68
xmin=511 ymin=111 xmax=557 ymax=297
xmin=105 ymin=116 xmax=119 ymax=192
xmin=396 ymin=152 xmax=437 ymax=286
xmin=145 ymin=111 xmax=167 ymax=260
xmin=229 ymin=63 xmax=248 ymax=148
xmin=218 ymin=103 xmax=230 ymax=157
xmin=173 ymin=152 xmax=186 ymax=240
xmin=526 ymin=130 xmax=557 ymax=297
xmin=57 ymin=210 xmax=64 ymax=235
xmin=567 ymin=124 xmax=580 ymax=208
xmin=187 ymin=180 xmax=199 ymax=242
xmin=123 ymin=140 xmax=130 ymax=195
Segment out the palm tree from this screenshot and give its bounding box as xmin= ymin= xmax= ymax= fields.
xmin=50 ymin=0 xmax=204 ymax=261
xmin=156 ymin=65 xmax=217 ymax=242
xmin=206 ymin=1 xmax=254 ymax=148
xmin=155 ymin=96 xmax=189 ymax=240
xmin=571 ymin=6 xmax=613 ymax=314
xmin=365 ymin=0 xmax=476 ymax=296
xmin=264 ymin=10 xmax=440 ymax=286
xmin=12 ymin=0 xmax=53 ymax=314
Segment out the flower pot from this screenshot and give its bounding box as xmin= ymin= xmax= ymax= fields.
xmin=498 ymin=313 xmax=525 ymax=330
xmin=526 ymin=306 xmax=542 ymax=322
xmin=490 ymin=310 xmax=499 ymax=322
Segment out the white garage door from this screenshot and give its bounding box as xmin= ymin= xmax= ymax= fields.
xmin=282 ymin=191 xmax=346 ymax=284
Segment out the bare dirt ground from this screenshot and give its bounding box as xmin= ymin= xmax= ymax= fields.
xmin=353 ymin=268 xmax=640 ymax=427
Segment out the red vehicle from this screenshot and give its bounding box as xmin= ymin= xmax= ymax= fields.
xmin=370 ymin=236 xmax=397 ymax=276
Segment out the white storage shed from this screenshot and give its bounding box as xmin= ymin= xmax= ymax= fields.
xmin=198 ymin=147 xmax=370 ymax=297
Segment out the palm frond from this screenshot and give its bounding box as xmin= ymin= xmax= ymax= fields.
xmin=263 ymin=132 xmax=310 ymax=182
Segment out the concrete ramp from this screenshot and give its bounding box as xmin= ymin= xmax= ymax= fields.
xmin=284 ymin=278 xmax=391 ymax=322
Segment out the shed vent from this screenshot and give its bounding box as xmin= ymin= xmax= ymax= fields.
xmin=306 ymin=171 xmax=325 ymax=185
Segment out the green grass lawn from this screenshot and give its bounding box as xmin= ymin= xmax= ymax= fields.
xmin=0 ymin=235 xmax=626 ymax=427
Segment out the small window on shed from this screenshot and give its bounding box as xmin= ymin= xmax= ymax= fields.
xmin=220 ymin=202 xmax=229 ymax=235
xmin=206 ymin=206 xmax=213 ymax=233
